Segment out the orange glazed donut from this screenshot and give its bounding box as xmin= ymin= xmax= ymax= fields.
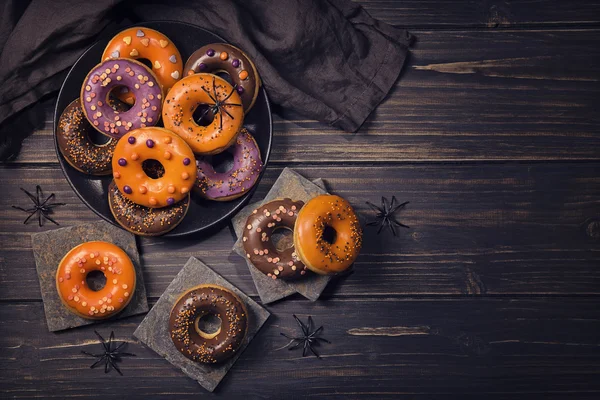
xmin=162 ymin=73 xmax=244 ymax=155
xmin=102 ymin=27 xmax=183 ymax=100
xmin=112 ymin=127 xmax=196 ymax=208
xmin=56 ymin=241 xmax=136 ymax=319
xmin=294 ymin=195 xmax=362 ymax=274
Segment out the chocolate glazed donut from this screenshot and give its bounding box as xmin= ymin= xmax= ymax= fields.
xmin=169 ymin=284 xmax=248 ymax=364
xmin=243 ymin=198 xmax=308 ymax=280
xmin=184 ymin=43 xmax=260 ymax=112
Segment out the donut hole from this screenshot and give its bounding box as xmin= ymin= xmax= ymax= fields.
xmin=142 ymin=159 xmax=165 ymax=179
xmin=195 ymin=313 xmax=222 ymax=339
xmin=108 ymin=85 xmax=135 ymax=110
xmin=272 ymin=226 xmax=294 ymax=252
xmin=210 ymin=151 xmax=234 ymax=173
xmin=86 ymin=128 xmax=112 ymax=147
xmin=85 ymin=270 xmax=107 ymax=292
xmin=192 ymin=104 xmax=215 ymax=126
xmin=137 ymin=58 xmax=154 ymax=71
xmin=215 ymin=70 xmax=234 ymax=85
xmin=322 ymin=225 xmax=337 ymax=245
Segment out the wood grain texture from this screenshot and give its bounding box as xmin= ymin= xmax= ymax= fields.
xmin=1 ymin=164 xmax=598 ymax=300
xmin=9 ymin=28 xmax=600 ymax=164
xmin=1 ymin=298 xmax=599 ymax=398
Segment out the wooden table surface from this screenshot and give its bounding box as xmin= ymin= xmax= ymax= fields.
xmin=2 ymin=1 xmax=600 ymax=398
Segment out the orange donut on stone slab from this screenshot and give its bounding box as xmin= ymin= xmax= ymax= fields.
xmin=56 ymin=241 xmax=136 ymax=320
xmin=102 ymin=27 xmax=183 ymax=102
xmin=112 ymin=127 xmax=196 ymax=208
xmin=162 ymin=73 xmax=244 ymax=155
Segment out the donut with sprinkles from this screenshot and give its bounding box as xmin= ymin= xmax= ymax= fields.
xmin=56 ymin=99 xmax=123 ymax=175
xmin=294 ymin=195 xmax=362 ymax=275
xmin=111 ymin=127 xmax=196 ymax=208
xmin=162 ymin=73 xmax=244 ymax=155
xmin=102 ymin=27 xmax=183 ymax=102
xmin=107 ymin=180 xmax=190 ymax=236
xmin=194 ymin=128 xmax=263 ymax=201
xmin=56 ymin=241 xmax=136 ymax=319
xmin=243 ymin=198 xmax=308 ymax=280
xmin=80 ymin=58 xmax=162 ymax=138
xmin=184 ymin=43 xmax=261 ymax=112
xmin=169 ymin=284 xmax=248 ymax=364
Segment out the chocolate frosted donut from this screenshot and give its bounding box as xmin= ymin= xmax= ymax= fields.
xmin=243 ymin=198 xmax=308 ymax=280
xmin=56 ymin=99 xmax=117 ymax=175
xmin=184 ymin=43 xmax=260 ymax=111
xmin=81 ymin=58 xmax=162 ymax=138
xmin=169 ymin=284 xmax=248 ymax=364
xmin=107 ymin=181 xmax=190 ymax=236
xmin=194 ymin=129 xmax=263 ymax=201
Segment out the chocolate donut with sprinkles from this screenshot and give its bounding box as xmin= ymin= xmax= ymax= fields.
xmin=194 ymin=128 xmax=263 ymax=201
xmin=111 ymin=127 xmax=196 ymax=208
xmin=243 ymin=198 xmax=308 ymax=280
xmin=56 ymin=99 xmax=123 ymax=175
xmin=184 ymin=43 xmax=261 ymax=112
xmin=81 ymin=58 xmax=162 ymax=138
xmin=169 ymin=284 xmax=248 ymax=364
xmin=56 ymin=241 xmax=136 ymax=319
xmin=294 ymin=194 xmax=363 ymax=275
xmin=108 ymin=181 xmax=190 ymax=236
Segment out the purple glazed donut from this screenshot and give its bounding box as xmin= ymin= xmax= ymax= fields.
xmin=194 ymin=128 xmax=263 ymax=201
xmin=80 ymin=58 xmax=162 ymax=138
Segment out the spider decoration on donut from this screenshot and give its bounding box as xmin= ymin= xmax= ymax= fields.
xmin=196 ymin=76 xmax=242 ymax=132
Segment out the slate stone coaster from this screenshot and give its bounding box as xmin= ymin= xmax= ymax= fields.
xmin=31 ymin=220 xmax=149 ymax=332
xmin=133 ymin=256 xmax=269 ymax=393
xmin=232 ymin=168 xmax=332 ymax=304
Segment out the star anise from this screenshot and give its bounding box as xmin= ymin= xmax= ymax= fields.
xmin=81 ymin=331 xmax=135 ymax=375
xmin=12 ymin=185 xmax=65 ymax=226
xmin=280 ymin=315 xmax=330 ymax=358
xmin=366 ymin=196 xmax=409 ymax=235
xmin=198 ymin=76 xmax=242 ymax=131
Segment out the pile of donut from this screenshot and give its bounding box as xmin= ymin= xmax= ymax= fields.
xmin=56 ymin=241 xmax=248 ymax=364
xmin=57 ymin=27 xmax=264 ymax=236
xmin=243 ymin=194 xmax=363 ymax=279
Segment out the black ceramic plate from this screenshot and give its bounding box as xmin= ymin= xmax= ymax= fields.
xmin=54 ymin=21 xmax=272 ymax=237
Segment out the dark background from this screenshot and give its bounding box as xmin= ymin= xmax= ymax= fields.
xmin=1 ymin=0 xmax=600 ymax=398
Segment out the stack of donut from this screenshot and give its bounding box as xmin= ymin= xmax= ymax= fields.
xmin=243 ymin=195 xmax=363 ymax=280
xmin=56 ymin=27 xmax=265 ymax=236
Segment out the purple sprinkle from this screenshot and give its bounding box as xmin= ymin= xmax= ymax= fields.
xmin=127 ymin=136 xmax=136 ymax=144
xmin=232 ymin=59 xmax=240 ymax=68
xmin=167 ymin=197 xmax=175 ymax=205
xmin=146 ymin=139 xmax=155 ymax=148
xmin=237 ymin=86 xmax=244 ymax=94
xmin=198 ymin=62 xmax=207 ymax=71
xmin=183 ymin=158 xmax=191 ymax=166
xmin=206 ymin=49 xmax=215 ymax=57
xmin=118 ymin=158 xmax=127 ymax=166
xmin=123 ymin=185 xmax=132 ymax=194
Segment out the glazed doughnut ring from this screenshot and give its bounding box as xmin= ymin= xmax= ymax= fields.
xmin=294 ymin=195 xmax=362 ymax=274
xmin=194 ymin=128 xmax=263 ymax=201
xmin=184 ymin=43 xmax=261 ymax=111
xmin=243 ymin=198 xmax=308 ymax=280
xmin=112 ymin=127 xmax=196 ymax=208
xmin=108 ymin=180 xmax=190 ymax=236
xmin=81 ymin=58 xmax=163 ymax=138
xmin=169 ymin=284 xmax=248 ymax=364
xmin=162 ymin=73 xmax=244 ymax=155
xmin=56 ymin=99 xmax=118 ymax=175
xmin=103 ymin=27 xmax=183 ymax=99
xmin=56 ymin=241 xmax=136 ymax=319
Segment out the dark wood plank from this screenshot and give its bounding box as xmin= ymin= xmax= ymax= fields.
xmin=1 ymin=298 xmax=599 ymax=399
xmin=358 ymin=0 xmax=600 ymax=28
xmin=1 ymin=163 xmax=598 ymax=300
xmin=10 ymin=28 xmax=600 ymax=164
